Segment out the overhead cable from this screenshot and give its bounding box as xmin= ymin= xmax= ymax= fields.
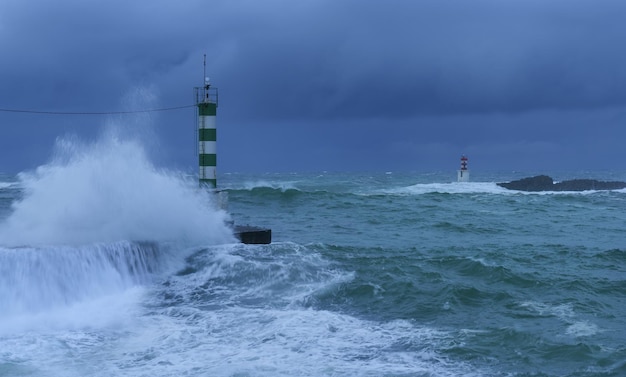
xmin=0 ymin=104 xmax=196 ymax=115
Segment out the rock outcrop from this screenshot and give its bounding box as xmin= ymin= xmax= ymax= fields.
xmin=497 ymin=175 xmax=626 ymax=192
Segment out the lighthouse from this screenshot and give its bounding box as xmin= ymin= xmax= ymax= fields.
xmin=194 ymin=56 xmax=271 ymax=244
xmin=195 ymin=76 xmax=218 ymax=188
xmin=457 ymin=155 xmax=469 ymax=182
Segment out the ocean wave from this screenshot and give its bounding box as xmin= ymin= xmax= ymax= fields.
xmin=380 ymin=182 xmax=507 ymax=196
xmin=227 ymin=186 xmax=347 ymax=205
xmin=0 ymin=136 xmax=235 ymax=247
xmin=232 ymin=185 xmax=305 ymax=197
xmin=565 ymin=321 xmax=601 ymax=337
xmin=595 ymin=248 xmax=626 ymax=263
xmin=0 ymin=241 xmax=169 ymax=324
xmin=240 ymin=180 xmax=301 ymax=192
xmin=137 ymin=239 xmax=485 ymax=377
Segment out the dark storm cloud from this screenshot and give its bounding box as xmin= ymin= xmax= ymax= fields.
xmin=218 ymin=0 xmax=626 ymax=121
xmin=1 ymin=0 xmax=201 ymax=106
xmin=1 ymin=0 xmax=626 ymax=173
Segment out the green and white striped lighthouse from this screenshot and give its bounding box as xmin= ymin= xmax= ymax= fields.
xmin=195 ymin=78 xmax=218 ymax=188
xmin=192 ymin=56 xmax=272 ymax=244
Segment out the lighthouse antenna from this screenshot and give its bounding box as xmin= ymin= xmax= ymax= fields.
xmin=203 ymin=54 xmax=206 ymax=86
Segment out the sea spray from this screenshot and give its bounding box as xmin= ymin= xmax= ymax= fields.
xmin=0 ymin=134 xmax=235 ymax=247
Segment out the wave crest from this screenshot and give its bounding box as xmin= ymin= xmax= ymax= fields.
xmin=0 ymin=135 xmax=235 ymax=246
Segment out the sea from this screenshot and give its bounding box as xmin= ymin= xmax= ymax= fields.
xmin=1 ymin=138 xmax=625 ymax=377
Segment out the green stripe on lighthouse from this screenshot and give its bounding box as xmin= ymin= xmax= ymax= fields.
xmin=199 ymin=128 xmax=216 ymax=141
xmin=199 ymin=154 xmax=216 ymax=166
xmin=198 ymin=102 xmax=216 ymax=116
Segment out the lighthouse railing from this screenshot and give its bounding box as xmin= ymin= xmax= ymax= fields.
xmin=194 ymin=86 xmax=218 ymax=105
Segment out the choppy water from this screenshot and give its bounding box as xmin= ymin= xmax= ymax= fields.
xmin=1 ymin=139 xmax=626 ymax=376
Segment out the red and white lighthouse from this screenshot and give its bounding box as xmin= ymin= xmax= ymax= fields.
xmin=457 ymin=155 xmax=469 ymax=182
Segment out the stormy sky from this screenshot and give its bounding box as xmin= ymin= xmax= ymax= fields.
xmin=1 ymin=0 xmax=626 ymax=174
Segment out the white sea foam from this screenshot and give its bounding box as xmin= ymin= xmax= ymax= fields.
xmin=566 ymin=321 xmax=601 ymax=337
xmin=519 ymin=301 xmax=575 ymax=319
xmin=383 ymin=181 xmax=509 ymax=196
xmin=241 ymin=179 xmax=300 ymax=192
xmin=0 ymin=239 xmax=491 ymax=377
xmin=518 ymin=301 xmax=602 ymax=338
xmin=83 ymin=306 xmax=480 ymax=377
xmin=0 ymin=134 xmax=235 ymax=247
xmin=99 ymin=243 xmax=485 ymax=377
xmin=0 ymin=286 xmax=144 ymax=336
xmin=1 ymin=305 xmax=482 ymax=377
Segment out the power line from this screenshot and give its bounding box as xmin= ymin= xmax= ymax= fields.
xmin=0 ymin=104 xmax=196 ymax=115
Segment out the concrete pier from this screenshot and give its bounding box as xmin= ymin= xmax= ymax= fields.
xmin=234 ymin=225 xmax=272 ymax=244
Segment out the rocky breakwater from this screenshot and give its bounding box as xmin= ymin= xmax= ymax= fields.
xmin=497 ymin=175 xmax=626 ymax=192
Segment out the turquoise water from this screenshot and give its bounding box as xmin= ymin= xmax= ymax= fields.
xmin=1 ymin=164 xmax=626 ymax=376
